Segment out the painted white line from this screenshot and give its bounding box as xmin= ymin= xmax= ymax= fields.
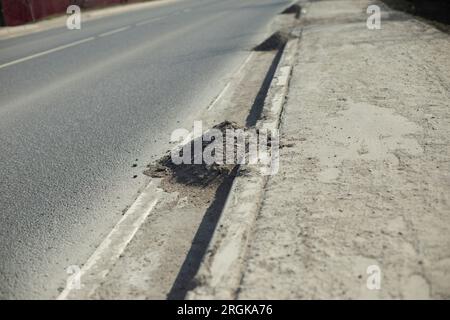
xmin=207 ymin=82 xmax=231 ymax=111
xmin=98 ymin=25 xmax=131 ymax=37
xmin=57 ymin=180 xmax=163 ymax=300
xmin=0 ymin=37 xmax=95 ymax=70
xmin=135 ymin=16 xmax=164 ymax=26
xmin=207 ymin=52 xmax=254 ymax=111
xmin=238 ymin=51 xmax=255 ymax=74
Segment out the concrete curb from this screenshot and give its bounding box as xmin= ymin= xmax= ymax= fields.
xmin=186 ymin=33 xmax=301 ymax=300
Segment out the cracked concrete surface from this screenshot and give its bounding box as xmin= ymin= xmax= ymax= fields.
xmin=236 ymin=0 xmax=450 ymax=299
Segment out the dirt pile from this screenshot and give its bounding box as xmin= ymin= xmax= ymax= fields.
xmin=253 ymin=31 xmax=291 ymax=52
xmin=281 ymin=4 xmax=301 ymax=19
xmin=144 ymin=121 xmax=245 ymax=188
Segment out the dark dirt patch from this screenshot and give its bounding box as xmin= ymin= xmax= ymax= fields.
xmin=281 ymin=4 xmax=301 ymax=19
xmin=144 ymin=121 xmax=243 ymax=186
xmin=144 ymin=120 xmax=273 ymax=198
xmin=145 ymin=121 xmax=251 ymax=204
xmin=253 ymin=31 xmax=291 ymax=52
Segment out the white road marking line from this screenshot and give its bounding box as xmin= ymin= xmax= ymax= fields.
xmin=0 ymin=37 xmax=95 ymax=70
xmin=135 ymin=16 xmax=163 ymax=26
xmin=208 ymin=82 xmax=231 ymax=111
xmin=98 ymin=25 xmax=131 ymax=37
xmin=57 ymin=180 xmax=163 ymax=300
xmin=208 ymin=52 xmax=254 ymax=111
xmin=238 ymin=51 xmax=255 ymax=74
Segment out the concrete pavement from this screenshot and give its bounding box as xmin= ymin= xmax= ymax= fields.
xmin=189 ymin=0 xmax=450 ymax=299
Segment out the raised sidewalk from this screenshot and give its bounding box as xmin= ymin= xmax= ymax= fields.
xmin=191 ymin=0 xmax=450 ymax=299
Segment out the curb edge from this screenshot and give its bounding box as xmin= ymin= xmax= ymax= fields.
xmin=186 ymin=33 xmax=301 ymax=300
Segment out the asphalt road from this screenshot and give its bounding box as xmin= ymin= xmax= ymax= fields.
xmin=0 ymin=0 xmax=290 ymax=298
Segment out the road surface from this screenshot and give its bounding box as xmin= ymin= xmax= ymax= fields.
xmin=0 ymin=0 xmax=290 ymax=298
